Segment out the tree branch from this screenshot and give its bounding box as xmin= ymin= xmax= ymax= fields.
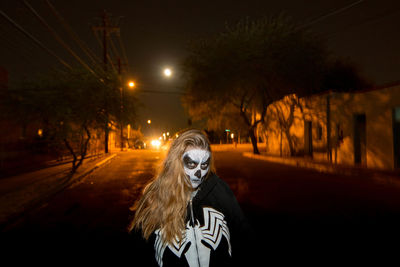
xmin=64 ymin=138 xmax=77 ymax=171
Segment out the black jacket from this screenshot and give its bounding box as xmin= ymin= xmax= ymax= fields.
xmin=147 ymin=173 xmax=253 ymax=267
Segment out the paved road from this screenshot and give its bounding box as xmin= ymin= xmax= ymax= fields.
xmin=218 ymin=151 xmax=400 ymax=265
xmin=3 ymin=149 xmax=400 ymax=264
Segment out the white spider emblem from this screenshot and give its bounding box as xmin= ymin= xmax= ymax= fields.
xmin=154 ymin=207 xmax=231 ymax=267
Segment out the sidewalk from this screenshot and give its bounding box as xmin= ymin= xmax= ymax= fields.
xmin=243 ymin=152 xmax=400 ymax=186
xmin=0 ymin=152 xmax=117 ymax=229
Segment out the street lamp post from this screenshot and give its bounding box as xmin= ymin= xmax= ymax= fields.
xmin=120 ymin=85 xmax=123 ymax=151
xmin=225 ymin=129 xmax=230 ymax=144
xmin=119 ymin=80 xmax=135 ymax=151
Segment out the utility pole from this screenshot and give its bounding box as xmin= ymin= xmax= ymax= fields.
xmin=92 ymin=10 xmax=119 ymax=153
xmin=118 ymin=57 xmax=124 ymax=151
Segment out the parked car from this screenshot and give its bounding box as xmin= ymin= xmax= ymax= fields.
xmin=134 ymin=140 xmax=146 ymax=149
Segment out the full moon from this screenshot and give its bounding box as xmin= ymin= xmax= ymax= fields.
xmin=163 ymin=68 xmax=172 ymax=77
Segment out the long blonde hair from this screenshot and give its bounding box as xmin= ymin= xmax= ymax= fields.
xmin=128 ymin=129 xmax=215 ymax=244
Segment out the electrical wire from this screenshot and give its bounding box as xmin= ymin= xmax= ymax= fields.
xmin=109 ymin=34 xmax=122 ymax=63
xmin=45 ymin=0 xmax=102 ymax=67
xmin=0 ymin=8 xmax=71 ymax=69
xmin=137 ymin=89 xmax=185 ymax=95
xmin=296 ymin=0 xmax=364 ymax=31
xmin=0 ymin=21 xmax=37 ymax=60
xmin=0 ymin=20 xmax=65 ymax=76
xmin=325 ymin=6 xmax=400 ymax=38
xmin=22 ymin=0 xmax=100 ymax=78
xmin=92 ymin=26 xmax=118 ymax=74
xmin=0 ymin=33 xmax=38 ymax=68
xmin=117 ymin=33 xmax=130 ymax=72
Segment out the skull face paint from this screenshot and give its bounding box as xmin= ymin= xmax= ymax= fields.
xmin=182 ymin=149 xmax=210 ymax=188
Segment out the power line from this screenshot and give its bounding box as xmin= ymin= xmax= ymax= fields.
xmin=22 ymin=0 xmax=100 ymax=78
xmin=296 ymin=0 xmax=364 ymax=31
xmin=135 ymin=83 xmax=185 ymax=95
xmin=0 ymin=21 xmax=66 ymax=76
xmin=117 ymin=33 xmax=130 ymax=72
xmin=0 ymin=33 xmax=39 ymax=68
xmin=45 ymin=0 xmax=102 ymax=67
xmin=109 ymin=34 xmax=122 ymax=63
xmin=92 ymin=11 xmax=122 ymax=74
xmin=0 ymin=22 xmax=38 ymax=64
xmin=92 ymin=27 xmax=118 ymax=74
xmin=326 ymin=6 xmax=400 ymax=38
xmin=137 ymin=89 xmax=185 ymax=95
xmin=0 ymin=8 xmax=71 ymax=69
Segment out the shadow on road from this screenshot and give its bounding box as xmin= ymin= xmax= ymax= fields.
xmin=242 ymin=203 xmax=400 ymax=265
xmin=2 ymin=206 xmax=400 ymax=265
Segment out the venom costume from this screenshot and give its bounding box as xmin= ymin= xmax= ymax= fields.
xmin=152 ymin=172 xmax=251 ymax=267
xmin=128 ymin=129 xmax=253 ymax=267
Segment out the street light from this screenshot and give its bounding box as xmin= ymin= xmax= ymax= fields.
xmin=147 ymin=119 xmax=151 ymax=124
xmin=119 ymin=80 xmax=136 ymax=151
xmin=128 ymin=81 xmax=135 ymax=88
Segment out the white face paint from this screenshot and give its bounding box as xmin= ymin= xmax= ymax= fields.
xmin=182 ymin=148 xmax=211 ymax=189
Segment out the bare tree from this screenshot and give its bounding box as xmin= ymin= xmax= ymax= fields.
xmin=182 ymin=15 xmax=327 ymax=154
xmin=2 ymin=68 xmax=137 ymax=173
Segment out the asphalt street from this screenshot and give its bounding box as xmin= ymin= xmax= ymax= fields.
xmin=3 ymin=149 xmax=400 ymax=264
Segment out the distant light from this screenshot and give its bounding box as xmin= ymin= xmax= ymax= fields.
xmin=38 ymin=129 xmax=43 ymax=137
xmin=166 ymin=132 xmax=169 ymax=136
xmin=164 ymin=68 xmax=172 ymax=77
xmin=231 ymin=133 xmax=234 ymax=139
xmin=147 ymin=120 xmax=151 ymax=124
xmin=128 ymin=81 xmax=135 ymax=88
xmin=225 ymin=129 xmax=230 ymax=132
xmin=151 ymin=139 xmax=161 ymax=149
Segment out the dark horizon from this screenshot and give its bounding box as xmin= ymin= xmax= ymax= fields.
xmin=1 ymin=0 xmax=400 ymax=132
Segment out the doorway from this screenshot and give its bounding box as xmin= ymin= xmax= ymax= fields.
xmin=354 ymin=114 xmax=366 ymax=165
xmin=304 ymin=120 xmax=313 ymax=157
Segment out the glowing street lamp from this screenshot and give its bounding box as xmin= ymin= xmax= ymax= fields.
xmin=147 ymin=119 xmax=151 ymax=124
xmin=119 ymin=80 xmax=135 ymax=151
xmin=128 ymin=81 xmax=135 ymax=88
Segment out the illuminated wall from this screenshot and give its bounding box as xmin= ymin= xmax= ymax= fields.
xmin=261 ymin=84 xmax=400 ymax=170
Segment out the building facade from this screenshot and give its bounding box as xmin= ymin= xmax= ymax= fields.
xmin=261 ymin=83 xmax=400 ymax=171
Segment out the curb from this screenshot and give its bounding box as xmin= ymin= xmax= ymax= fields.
xmin=242 ymin=152 xmax=341 ymax=174
xmin=242 ymin=152 xmax=400 ymax=186
xmin=67 ymin=153 xmax=117 ymax=187
xmin=0 ymin=153 xmax=117 ymax=231
xmin=95 ymin=153 xmax=117 ymax=168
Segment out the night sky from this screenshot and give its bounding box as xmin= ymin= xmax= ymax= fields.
xmin=1 ymin=0 xmax=399 ymax=135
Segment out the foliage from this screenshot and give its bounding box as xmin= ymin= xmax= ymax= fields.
xmin=2 ymin=68 xmax=137 ymax=172
xmin=321 ymin=58 xmax=372 ymax=93
xmin=182 ymin=15 xmax=328 ymax=154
